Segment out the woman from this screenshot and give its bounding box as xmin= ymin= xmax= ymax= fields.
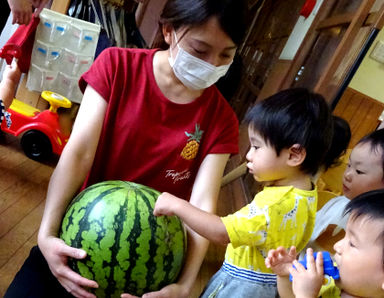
xmin=5 ymin=0 xmax=246 ymax=297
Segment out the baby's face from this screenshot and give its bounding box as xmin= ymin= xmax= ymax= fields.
xmin=333 ymin=214 xmax=384 ymax=297
xmin=342 ymin=142 xmax=384 ymax=199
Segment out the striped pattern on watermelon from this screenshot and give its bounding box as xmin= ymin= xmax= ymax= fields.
xmin=60 ymin=180 xmax=186 ymax=297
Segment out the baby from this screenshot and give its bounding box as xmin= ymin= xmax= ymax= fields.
xmin=266 ymin=188 xmax=384 ymax=297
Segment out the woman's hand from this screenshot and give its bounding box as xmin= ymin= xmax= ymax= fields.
xmin=121 ymin=282 xmax=189 ymax=298
xmin=38 ymin=236 xmax=98 ymax=298
xmin=289 ymin=249 xmax=323 ymax=298
xmin=265 ymin=246 xmax=297 ymax=277
xmin=7 ymin=0 xmax=32 ymax=25
xmin=7 ymin=0 xmax=49 ymax=25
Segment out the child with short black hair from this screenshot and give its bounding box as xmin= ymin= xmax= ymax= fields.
xmin=154 ymin=88 xmax=337 ymax=297
xmin=266 ymin=188 xmax=384 ymax=297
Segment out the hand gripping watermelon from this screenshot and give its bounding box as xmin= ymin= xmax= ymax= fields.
xmin=60 ymin=180 xmax=186 ymax=297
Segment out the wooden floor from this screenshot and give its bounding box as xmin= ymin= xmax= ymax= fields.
xmin=0 ymin=133 xmax=238 ymax=297
xmin=0 ymin=133 xmax=56 ymax=296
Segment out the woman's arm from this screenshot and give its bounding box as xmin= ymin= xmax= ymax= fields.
xmin=175 ymin=153 xmax=230 ymax=295
xmin=37 ymin=85 xmax=107 ymax=298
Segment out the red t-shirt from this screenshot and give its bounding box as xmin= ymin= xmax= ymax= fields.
xmin=79 ymin=48 xmax=239 ymax=199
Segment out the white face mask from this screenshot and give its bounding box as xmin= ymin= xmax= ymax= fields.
xmin=168 ymin=32 xmax=232 ymax=90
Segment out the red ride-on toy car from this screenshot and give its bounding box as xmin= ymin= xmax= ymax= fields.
xmin=1 ymin=91 xmax=72 ymax=161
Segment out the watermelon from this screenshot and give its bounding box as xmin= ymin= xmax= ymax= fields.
xmin=60 ymin=180 xmax=186 ymax=297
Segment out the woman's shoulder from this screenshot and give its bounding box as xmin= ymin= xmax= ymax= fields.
xmin=97 ymin=47 xmax=157 ymax=63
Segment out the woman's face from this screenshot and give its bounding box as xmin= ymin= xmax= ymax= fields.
xmin=170 ymin=16 xmax=237 ymax=67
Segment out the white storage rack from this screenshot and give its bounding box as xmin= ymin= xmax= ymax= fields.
xmin=27 ymin=8 xmax=100 ymax=104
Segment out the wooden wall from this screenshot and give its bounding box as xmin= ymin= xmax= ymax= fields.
xmin=333 ymin=87 xmax=384 ymax=147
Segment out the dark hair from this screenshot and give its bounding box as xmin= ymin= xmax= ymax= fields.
xmin=159 ymin=0 xmax=247 ymax=45
xmin=357 ymin=129 xmax=384 ymax=178
xmin=344 ymin=189 xmax=384 ymax=268
xmin=244 ymin=88 xmax=334 ymax=176
xmin=323 ymin=116 xmax=351 ymax=170
xmin=216 ymin=53 xmax=243 ymax=100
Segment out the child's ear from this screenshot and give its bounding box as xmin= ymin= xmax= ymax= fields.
xmin=162 ymin=24 xmax=173 ymax=45
xmin=287 ymin=144 xmax=306 ymax=167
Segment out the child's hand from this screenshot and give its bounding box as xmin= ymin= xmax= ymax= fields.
xmin=3 ymin=59 xmax=22 ymax=85
xmin=0 ymin=59 xmax=22 ymax=110
xmin=265 ymin=246 xmax=297 ymax=277
xmin=289 ymin=248 xmax=324 ymax=298
xmin=153 ymin=192 xmax=179 ymax=217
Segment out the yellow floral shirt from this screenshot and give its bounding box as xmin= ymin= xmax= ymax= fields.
xmin=319 ymin=278 xmax=341 ymax=297
xmin=221 ymin=186 xmax=317 ymax=283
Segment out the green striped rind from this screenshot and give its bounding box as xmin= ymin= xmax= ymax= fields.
xmin=60 ymin=181 xmax=186 ymax=297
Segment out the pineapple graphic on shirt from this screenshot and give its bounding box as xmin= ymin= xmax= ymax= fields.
xmin=180 ymin=124 xmax=204 ymax=160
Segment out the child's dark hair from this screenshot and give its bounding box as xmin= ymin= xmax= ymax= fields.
xmin=323 ymin=116 xmax=351 ymax=170
xmin=344 ymin=189 xmax=384 ymax=267
xmin=245 ymin=88 xmax=334 ymax=176
xmin=357 ymin=129 xmax=384 ymax=179
xmin=159 ymin=0 xmax=247 ymax=45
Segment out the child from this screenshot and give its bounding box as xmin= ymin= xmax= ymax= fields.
xmin=154 ymin=88 xmax=336 ymax=297
xmin=0 ymin=59 xmax=21 ymax=123
xmin=265 ymin=188 xmax=384 ymax=297
xmin=308 ymin=128 xmax=384 ymax=253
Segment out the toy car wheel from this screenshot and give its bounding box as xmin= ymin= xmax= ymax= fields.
xmin=21 ymin=130 xmax=52 ymax=161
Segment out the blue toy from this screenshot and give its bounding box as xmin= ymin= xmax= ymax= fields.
xmin=289 ymin=251 xmax=339 ymax=284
